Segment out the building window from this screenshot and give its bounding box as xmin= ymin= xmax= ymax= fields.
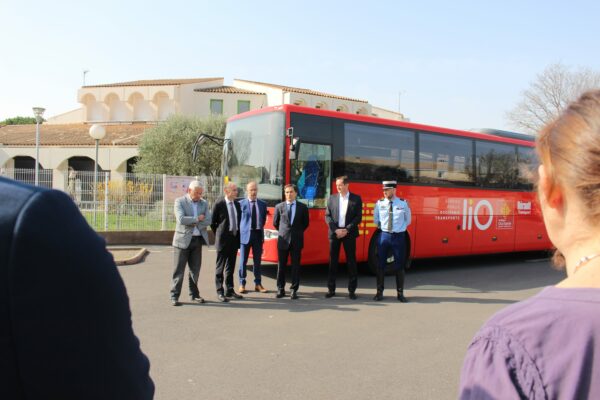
xmin=237 ymin=100 xmax=250 ymax=114
xmin=210 ymin=99 xmax=223 ymax=115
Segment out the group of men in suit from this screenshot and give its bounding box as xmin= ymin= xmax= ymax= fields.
xmin=170 ymin=180 xmax=290 ymax=304
xmin=170 ymin=175 xmax=411 ymax=305
xmin=170 ymin=179 xmax=310 ymax=303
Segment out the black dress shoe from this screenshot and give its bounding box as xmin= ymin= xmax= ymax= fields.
xmin=325 ymin=291 xmax=335 ymax=298
xmin=276 ymin=290 xmax=285 ymax=298
xmin=397 ymin=294 xmax=408 ymax=303
xmin=225 ymin=291 xmax=243 ymax=299
xmin=349 ymin=292 xmax=357 ymax=300
xmin=171 ymin=299 xmax=181 ymax=306
xmin=290 ymin=290 xmax=299 ymax=300
xmin=373 ymin=292 xmax=383 ymax=301
xmin=217 ymin=294 xmax=229 ymax=303
xmin=190 ymin=295 xmax=205 ymax=303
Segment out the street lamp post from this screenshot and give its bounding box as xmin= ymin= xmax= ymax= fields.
xmin=32 ymin=107 xmax=45 ymax=186
xmin=89 ymin=124 xmax=106 ymax=227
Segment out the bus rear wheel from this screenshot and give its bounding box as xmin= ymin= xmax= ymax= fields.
xmin=367 ymin=230 xmax=411 ymax=276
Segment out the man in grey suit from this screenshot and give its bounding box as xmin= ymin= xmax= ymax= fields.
xmin=170 ymin=180 xmax=211 ymax=306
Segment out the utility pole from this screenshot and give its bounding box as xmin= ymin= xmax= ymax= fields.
xmin=83 ymin=69 xmax=89 ymax=86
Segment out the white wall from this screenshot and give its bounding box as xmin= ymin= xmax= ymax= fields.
xmin=46 ymin=108 xmax=85 ymax=124
xmin=371 ymin=106 xmax=404 ymax=121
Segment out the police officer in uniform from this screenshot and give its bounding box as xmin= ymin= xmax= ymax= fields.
xmin=373 ymin=180 xmax=412 ymax=302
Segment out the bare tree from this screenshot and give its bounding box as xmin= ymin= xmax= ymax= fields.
xmin=506 ymin=63 xmax=600 ymax=135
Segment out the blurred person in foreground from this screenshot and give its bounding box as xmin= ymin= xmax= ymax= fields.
xmin=0 ymin=177 xmax=154 ymax=399
xmin=459 ymin=90 xmax=600 ymax=399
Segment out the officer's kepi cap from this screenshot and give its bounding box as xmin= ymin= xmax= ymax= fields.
xmin=382 ymin=180 xmax=397 ymax=189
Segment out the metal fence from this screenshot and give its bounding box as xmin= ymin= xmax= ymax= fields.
xmin=65 ymin=171 xmax=223 ymax=231
xmin=1 ymin=168 xmax=53 ymax=189
xmin=1 ymin=168 xmax=223 ymax=231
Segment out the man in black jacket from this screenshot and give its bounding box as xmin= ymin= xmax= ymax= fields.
xmin=325 ymin=176 xmax=363 ymax=299
xmin=273 ymin=184 xmax=310 ymax=299
xmin=0 ymin=177 xmax=154 ymax=399
xmin=211 ymin=182 xmax=243 ymax=302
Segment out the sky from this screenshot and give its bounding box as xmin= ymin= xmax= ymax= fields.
xmin=1 ymin=0 xmax=600 ymax=131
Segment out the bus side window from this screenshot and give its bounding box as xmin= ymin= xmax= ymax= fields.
xmin=476 ymin=141 xmax=518 ymax=189
xmin=516 ymin=146 xmax=536 ymax=190
xmin=418 ymin=133 xmax=474 ymax=186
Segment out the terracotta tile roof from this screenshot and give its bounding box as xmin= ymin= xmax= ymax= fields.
xmin=83 ymin=78 xmax=222 ymax=88
xmin=194 ymin=86 xmax=265 ymax=95
xmin=235 ymin=79 xmax=368 ymax=103
xmin=0 ymin=123 xmax=154 ymax=146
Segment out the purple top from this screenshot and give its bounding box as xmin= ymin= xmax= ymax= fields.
xmin=459 ymin=286 xmax=600 ymax=399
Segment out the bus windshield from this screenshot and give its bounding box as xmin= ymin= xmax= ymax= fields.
xmin=224 ymin=112 xmax=285 ymax=205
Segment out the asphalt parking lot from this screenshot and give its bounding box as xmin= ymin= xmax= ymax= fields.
xmin=118 ymin=246 xmax=563 ymax=400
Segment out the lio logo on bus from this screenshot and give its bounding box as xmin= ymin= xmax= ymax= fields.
xmin=462 ymin=199 xmax=493 ymax=231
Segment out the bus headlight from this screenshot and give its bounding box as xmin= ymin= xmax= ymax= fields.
xmin=264 ymin=229 xmax=278 ymax=239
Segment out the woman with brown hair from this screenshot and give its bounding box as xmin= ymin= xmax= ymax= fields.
xmin=459 ymin=90 xmax=600 ymax=399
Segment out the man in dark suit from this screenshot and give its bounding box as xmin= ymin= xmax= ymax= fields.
xmin=0 ymin=177 xmax=154 ymax=399
xmin=211 ymin=182 xmax=243 ymax=302
xmin=273 ymin=184 xmax=310 ymax=299
xmin=324 ymin=175 xmax=363 ymax=299
xmin=238 ymin=181 xmax=269 ymax=293
xmin=170 ymin=180 xmax=211 ymax=306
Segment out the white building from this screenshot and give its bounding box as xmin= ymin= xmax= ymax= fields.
xmin=0 ymin=77 xmax=405 ymax=189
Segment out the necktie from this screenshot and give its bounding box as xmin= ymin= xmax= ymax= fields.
xmin=387 ymin=202 xmax=393 ymax=232
xmin=288 ymin=203 xmax=294 ymax=223
xmin=251 ymin=201 xmax=257 ymax=229
xmin=229 ymin=202 xmax=237 ymax=235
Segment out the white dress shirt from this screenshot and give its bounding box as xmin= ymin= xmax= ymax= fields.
xmin=338 ymin=192 xmax=349 ymax=228
xmin=226 ymin=198 xmax=237 ymax=232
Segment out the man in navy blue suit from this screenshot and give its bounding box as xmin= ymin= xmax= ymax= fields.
xmin=238 ymin=181 xmax=269 ymax=294
xmin=0 ymin=177 xmax=154 ymax=399
xmin=273 ymin=184 xmax=310 ymax=299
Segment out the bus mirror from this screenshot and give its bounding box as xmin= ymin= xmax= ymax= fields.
xmin=289 ymin=137 xmax=301 ymax=160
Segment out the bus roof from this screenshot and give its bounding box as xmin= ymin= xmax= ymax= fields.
xmin=227 ymin=105 xmax=536 ymax=147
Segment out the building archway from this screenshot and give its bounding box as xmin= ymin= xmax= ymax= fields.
xmin=4 ymin=156 xmax=51 ymax=187
xmin=67 ymin=156 xmax=108 ymax=203
xmin=83 ymin=93 xmax=105 ymax=121
xmin=153 ymin=91 xmax=174 ymax=120
xmin=293 ymin=98 xmax=307 ymax=106
xmin=105 ymin=93 xmax=130 ymax=121
xmin=126 ymin=156 xmax=139 ymax=173
xmin=128 ymin=92 xmax=153 ymax=121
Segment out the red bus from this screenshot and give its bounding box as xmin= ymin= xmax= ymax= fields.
xmin=223 ymin=105 xmax=551 ymax=273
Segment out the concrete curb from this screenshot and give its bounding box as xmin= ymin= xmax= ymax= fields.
xmin=109 ymin=247 xmax=149 ymax=266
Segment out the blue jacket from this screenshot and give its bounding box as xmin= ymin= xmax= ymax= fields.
xmin=0 ymin=177 xmax=154 ymax=399
xmin=238 ymin=198 xmax=267 ymax=245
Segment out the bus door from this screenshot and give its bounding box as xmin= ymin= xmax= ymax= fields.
xmin=415 ymin=195 xmax=473 ymax=257
xmin=290 ymin=142 xmax=332 ymax=264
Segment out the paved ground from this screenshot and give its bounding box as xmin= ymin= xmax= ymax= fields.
xmin=118 ymin=246 xmax=563 ymax=400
